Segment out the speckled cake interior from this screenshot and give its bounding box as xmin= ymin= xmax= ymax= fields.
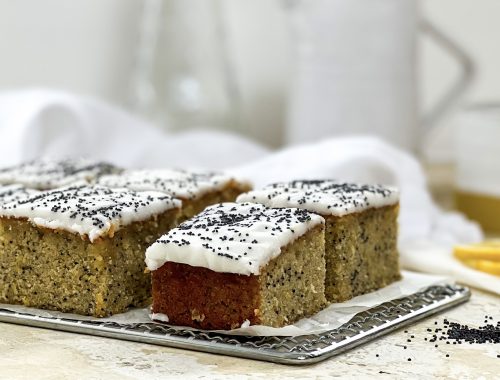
xmin=237 ymin=180 xmax=401 ymax=302
xmin=147 ymin=203 xmax=327 ymax=329
xmin=324 ymin=205 xmax=400 ymax=302
xmin=0 ymin=185 xmax=180 ymax=317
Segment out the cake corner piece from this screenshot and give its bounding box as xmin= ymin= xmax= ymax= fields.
xmin=0 ymin=185 xmax=181 ymax=317
xmin=146 ymin=202 xmax=327 ymax=330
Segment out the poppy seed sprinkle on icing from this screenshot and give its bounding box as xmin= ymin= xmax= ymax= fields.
xmin=145 ymin=202 xmax=324 ymax=275
xmin=0 ymin=184 xmax=39 ymax=205
xmin=0 ymin=185 xmax=181 ymax=242
xmin=0 ymin=158 xmax=122 ymax=190
xmin=97 ymin=169 xmax=249 ymax=200
xmin=236 ymin=180 xmax=399 ymax=216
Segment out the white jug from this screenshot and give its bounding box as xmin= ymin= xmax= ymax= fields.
xmin=286 ymin=0 xmax=473 ymax=153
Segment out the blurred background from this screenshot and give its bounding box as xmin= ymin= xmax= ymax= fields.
xmin=0 ymin=0 xmax=499 ymax=232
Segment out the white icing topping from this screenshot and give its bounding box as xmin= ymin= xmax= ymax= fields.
xmin=0 ymin=158 xmax=122 ymax=190
xmin=97 ymin=169 xmax=248 ymax=200
xmin=0 ymin=185 xmax=181 ymax=242
xmin=145 ymin=202 xmax=324 ymax=275
xmin=151 ymin=312 xmax=170 ymax=323
xmin=237 ymin=180 xmax=399 ymax=216
xmin=0 ymin=185 xmax=39 ymax=205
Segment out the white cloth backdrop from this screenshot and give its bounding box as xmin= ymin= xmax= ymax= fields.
xmin=0 ymin=89 xmax=498 ymax=294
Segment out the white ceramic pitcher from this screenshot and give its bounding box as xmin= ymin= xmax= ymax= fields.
xmin=285 ymin=0 xmax=474 ymax=153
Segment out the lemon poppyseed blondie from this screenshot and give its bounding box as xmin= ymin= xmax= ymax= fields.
xmin=0 ymin=158 xmax=122 ymax=190
xmin=146 ymin=202 xmax=326 ymax=330
xmin=97 ymin=169 xmax=251 ymax=220
xmin=237 ymin=180 xmax=400 ymax=302
xmin=0 ymin=185 xmax=181 ymax=317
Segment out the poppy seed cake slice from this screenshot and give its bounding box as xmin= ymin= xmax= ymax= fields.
xmin=0 ymin=185 xmax=181 ymax=317
xmin=146 ymin=202 xmax=326 ymax=330
xmin=237 ymin=180 xmax=401 ymax=302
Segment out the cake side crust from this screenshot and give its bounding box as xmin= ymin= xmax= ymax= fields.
xmin=0 ymin=207 xmax=179 ymax=317
xmin=324 ymin=204 xmax=401 ymax=302
xmin=151 ymin=225 xmax=326 ymax=329
xmin=152 ymin=262 xmax=261 ymax=330
xmin=179 ymin=180 xmax=252 ymax=221
xmin=258 ymin=224 xmax=327 ymax=327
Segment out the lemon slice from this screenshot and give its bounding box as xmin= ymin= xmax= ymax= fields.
xmin=462 ymin=259 xmax=500 ymax=276
xmin=453 ymin=242 xmax=500 ymax=262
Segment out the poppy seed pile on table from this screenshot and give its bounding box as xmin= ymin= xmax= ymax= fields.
xmin=0 ymin=158 xmax=400 ymax=329
xmin=374 ymin=316 xmax=500 ymax=363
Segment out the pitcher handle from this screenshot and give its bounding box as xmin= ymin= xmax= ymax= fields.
xmin=420 ymin=19 xmax=475 ymax=132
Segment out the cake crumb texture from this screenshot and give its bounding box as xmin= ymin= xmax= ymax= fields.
xmin=325 ymin=205 xmax=400 ymax=302
xmin=151 ymin=225 xmax=326 ymax=329
xmin=0 ymin=208 xmax=179 ymax=317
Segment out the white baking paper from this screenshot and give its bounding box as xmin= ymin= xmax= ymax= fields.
xmin=0 ymin=271 xmax=450 ymax=337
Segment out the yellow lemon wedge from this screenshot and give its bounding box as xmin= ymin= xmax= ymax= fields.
xmin=461 ymin=259 xmax=500 ymax=276
xmin=454 ymin=241 xmax=500 ymax=276
xmin=453 ymin=242 xmax=500 ymax=262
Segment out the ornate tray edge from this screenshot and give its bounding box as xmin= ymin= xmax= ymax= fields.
xmin=0 ymin=284 xmax=470 ymax=365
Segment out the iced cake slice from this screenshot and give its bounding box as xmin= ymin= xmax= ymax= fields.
xmin=237 ymin=180 xmax=400 ymax=302
xmin=0 ymin=158 xmax=122 ymax=190
xmin=0 ymin=185 xmax=181 ymax=317
xmin=146 ymin=202 xmax=326 ymax=329
xmin=97 ymin=169 xmax=251 ymax=220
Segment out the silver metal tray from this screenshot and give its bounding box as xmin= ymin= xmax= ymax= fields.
xmin=0 ymin=284 xmax=469 ymax=365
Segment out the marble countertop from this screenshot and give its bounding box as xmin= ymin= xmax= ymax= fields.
xmin=1 ymin=289 xmax=498 ymax=380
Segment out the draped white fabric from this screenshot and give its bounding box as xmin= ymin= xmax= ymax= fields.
xmin=0 ymin=89 xmax=498 ymax=294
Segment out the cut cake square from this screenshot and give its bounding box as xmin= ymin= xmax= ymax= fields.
xmin=0 ymin=185 xmax=181 ymax=317
xmin=145 ymin=202 xmax=326 ymax=329
xmin=237 ymin=180 xmax=400 ymax=302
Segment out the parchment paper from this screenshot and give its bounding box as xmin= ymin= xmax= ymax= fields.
xmin=0 ymin=271 xmax=449 ymax=337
